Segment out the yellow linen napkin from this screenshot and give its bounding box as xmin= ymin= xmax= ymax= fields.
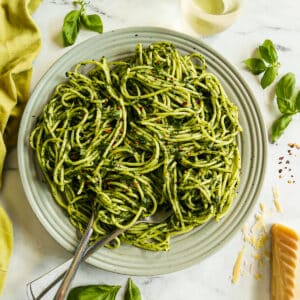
xmin=0 ymin=206 xmax=13 ymax=295
xmin=0 ymin=0 xmax=42 ymax=295
xmin=0 ymin=0 xmax=42 ymax=185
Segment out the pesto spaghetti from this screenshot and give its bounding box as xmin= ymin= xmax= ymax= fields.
xmin=30 ymin=42 xmax=242 ymax=251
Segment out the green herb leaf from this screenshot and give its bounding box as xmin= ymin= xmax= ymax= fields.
xmin=277 ymin=97 xmax=296 ymax=114
xmin=275 ymin=73 xmax=296 ymax=113
xmin=67 ymin=284 xmax=121 ymax=300
xmin=259 ymin=39 xmax=278 ymax=64
xmin=81 ymin=14 xmax=103 ymax=33
xmin=261 ymin=66 xmax=278 ymax=89
xmin=295 ymin=91 xmax=300 ymax=112
xmin=271 ymin=114 xmax=293 ymax=143
xmin=125 ymin=278 xmax=142 ymax=300
xmin=276 ymin=72 xmax=295 ymax=100
xmin=243 ymin=58 xmax=266 ymax=75
xmin=62 ymin=10 xmax=81 ymax=47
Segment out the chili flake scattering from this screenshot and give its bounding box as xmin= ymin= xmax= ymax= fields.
xmin=277 ymin=143 xmax=300 ymax=184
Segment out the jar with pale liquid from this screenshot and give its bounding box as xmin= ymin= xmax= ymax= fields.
xmin=181 ymin=0 xmax=241 ymax=36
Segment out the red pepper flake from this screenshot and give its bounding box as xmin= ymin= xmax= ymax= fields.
xmin=182 ymin=102 xmax=188 ymax=106
xmin=120 ymin=128 xmax=124 ymax=133
xmin=104 ymin=128 xmax=112 ymax=134
xmin=279 ymin=156 xmax=284 ymax=160
xmin=286 ymin=160 xmax=290 ymax=164
xmin=278 ymin=169 xmax=283 ymax=173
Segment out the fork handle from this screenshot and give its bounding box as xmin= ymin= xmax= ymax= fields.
xmin=54 ymin=226 xmax=94 ymax=300
xmin=27 ymin=259 xmax=73 ymax=300
xmin=27 ymin=228 xmax=126 ymax=299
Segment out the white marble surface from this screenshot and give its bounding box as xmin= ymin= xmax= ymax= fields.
xmin=1 ymin=0 xmax=300 ymax=299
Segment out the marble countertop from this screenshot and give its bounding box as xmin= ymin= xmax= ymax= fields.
xmin=1 ymin=0 xmax=300 ymax=299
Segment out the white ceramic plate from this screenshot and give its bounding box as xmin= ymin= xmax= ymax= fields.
xmin=18 ymin=27 xmax=267 ymax=275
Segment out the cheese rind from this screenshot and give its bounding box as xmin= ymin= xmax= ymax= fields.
xmin=271 ymin=223 xmax=300 ymax=300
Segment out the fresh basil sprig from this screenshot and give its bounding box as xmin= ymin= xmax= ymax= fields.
xmin=67 ymin=284 xmax=121 ymax=300
xmin=244 ymin=39 xmax=280 ymax=89
xmin=62 ymin=0 xmax=103 ymax=47
xmin=125 ymin=278 xmax=142 ymax=300
xmin=271 ymin=73 xmax=300 ymax=142
xmin=66 ymin=279 xmax=143 ymax=300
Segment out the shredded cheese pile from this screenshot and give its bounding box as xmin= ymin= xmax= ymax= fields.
xmin=231 ymin=186 xmax=283 ymax=283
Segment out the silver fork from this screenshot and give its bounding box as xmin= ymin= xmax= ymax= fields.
xmin=53 ymin=207 xmax=95 ymax=300
xmin=27 ymin=207 xmax=173 ymax=300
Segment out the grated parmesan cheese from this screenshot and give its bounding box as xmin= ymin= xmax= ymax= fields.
xmin=232 ymin=245 xmax=246 ymax=284
xmin=272 ymin=186 xmax=282 ymax=212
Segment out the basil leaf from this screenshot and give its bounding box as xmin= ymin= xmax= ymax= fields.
xmin=275 ymin=73 xmax=296 ymax=113
xmin=271 ymin=114 xmax=293 ymax=143
xmin=62 ymin=10 xmax=81 ymax=47
xmin=295 ymin=91 xmax=300 ymax=112
xmin=125 ymin=278 xmax=142 ymax=300
xmin=81 ymin=14 xmax=103 ymax=33
xmin=261 ymin=66 xmax=278 ymax=89
xmin=276 ymin=72 xmax=295 ymax=101
xmin=259 ymin=39 xmax=278 ymax=64
xmin=243 ymin=58 xmax=266 ymax=75
xmin=277 ymin=97 xmax=296 ymax=114
xmin=67 ymin=284 xmax=121 ymax=300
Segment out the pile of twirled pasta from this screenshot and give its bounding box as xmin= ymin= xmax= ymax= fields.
xmin=30 ymin=42 xmax=242 ymax=251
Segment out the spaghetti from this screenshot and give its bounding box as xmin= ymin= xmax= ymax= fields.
xmin=30 ymin=42 xmax=242 ymax=251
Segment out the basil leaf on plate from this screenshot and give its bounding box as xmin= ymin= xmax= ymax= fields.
xmin=81 ymin=14 xmax=103 ymax=33
xmin=67 ymin=284 xmax=121 ymax=300
xmin=243 ymin=58 xmax=266 ymax=75
xmin=125 ymin=278 xmax=142 ymax=300
xmin=259 ymin=39 xmax=278 ymax=64
xmin=271 ymin=114 xmax=293 ymax=143
xmin=261 ymin=66 xmax=278 ymax=89
xmin=62 ymin=10 xmax=81 ymax=46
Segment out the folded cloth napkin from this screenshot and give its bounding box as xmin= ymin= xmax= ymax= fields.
xmin=0 ymin=206 xmax=13 ymax=295
xmin=0 ymin=0 xmax=42 ymax=294
xmin=0 ymin=0 xmax=41 ymax=184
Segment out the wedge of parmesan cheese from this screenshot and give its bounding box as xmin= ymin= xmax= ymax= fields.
xmin=271 ymin=223 xmax=300 ymax=300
